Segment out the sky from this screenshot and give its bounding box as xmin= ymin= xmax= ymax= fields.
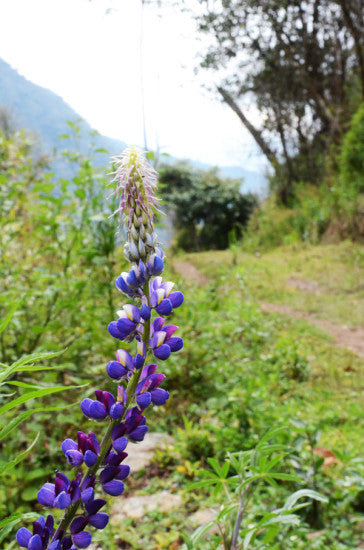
xmin=0 ymin=0 xmax=265 ymax=172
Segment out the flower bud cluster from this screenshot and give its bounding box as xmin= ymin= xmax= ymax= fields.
xmin=16 ymin=148 xmax=184 ymax=550
xmin=110 ymin=147 xmax=160 ymax=263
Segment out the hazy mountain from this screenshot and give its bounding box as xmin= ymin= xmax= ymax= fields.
xmin=0 ymin=58 xmax=267 ymax=193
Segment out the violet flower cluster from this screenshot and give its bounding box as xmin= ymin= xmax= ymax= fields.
xmin=16 ymin=147 xmax=184 ymax=550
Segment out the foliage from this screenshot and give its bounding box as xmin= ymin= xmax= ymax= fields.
xmin=0 ymin=126 xmax=363 ymax=549
xmin=192 ymin=0 xmax=364 ymax=202
xmin=0 ymin=306 xmax=78 ymax=544
xmin=159 ymin=163 xmax=257 ymax=251
xmin=339 ymin=102 xmax=364 ymax=192
xmin=185 ymin=427 xmax=327 ymax=549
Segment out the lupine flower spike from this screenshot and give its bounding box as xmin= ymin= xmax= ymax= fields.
xmin=16 ymin=147 xmax=184 ymax=549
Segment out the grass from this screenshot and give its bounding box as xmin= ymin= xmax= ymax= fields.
xmin=181 ymin=241 xmax=364 ymax=326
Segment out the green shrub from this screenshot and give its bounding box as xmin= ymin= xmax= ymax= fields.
xmin=340 ymin=102 xmax=364 ymax=192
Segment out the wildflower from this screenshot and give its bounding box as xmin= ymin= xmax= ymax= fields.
xmin=16 ymin=147 xmax=184 ymax=549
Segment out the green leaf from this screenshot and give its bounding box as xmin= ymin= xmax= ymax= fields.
xmin=0 ymin=349 xmax=66 ymax=384
xmin=0 ymin=384 xmax=81 ymax=416
xmin=0 ymin=301 xmax=21 ymax=335
xmin=0 ymin=432 xmax=40 ymax=474
xmin=146 ymin=151 xmax=155 ymax=160
xmin=267 ymin=472 xmax=302 ymax=482
xmin=0 ymin=402 xmax=78 ymax=440
xmin=284 ymin=489 xmax=328 ymax=510
xmin=190 ymin=521 xmax=216 ymax=544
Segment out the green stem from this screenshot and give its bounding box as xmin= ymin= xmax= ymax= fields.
xmin=52 ymin=281 xmax=151 ymax=544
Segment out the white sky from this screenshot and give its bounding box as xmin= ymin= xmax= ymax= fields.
xmin=0 ymin=0 xmax=265 ymax=171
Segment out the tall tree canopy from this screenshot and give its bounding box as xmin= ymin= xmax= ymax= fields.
xmin=195 ymin=0 xmax=364 ymax=202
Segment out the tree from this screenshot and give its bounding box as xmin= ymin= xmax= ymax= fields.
xmin=194 ymin=0 xmax=364 ymax=203
xmin=159 ymin=163 xmax=257 ymax=250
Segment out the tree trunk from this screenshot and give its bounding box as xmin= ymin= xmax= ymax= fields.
xmin=217 ymin=87 xmax=278 ymax=168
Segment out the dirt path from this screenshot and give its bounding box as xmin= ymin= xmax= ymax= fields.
xmin=261 ymin=301 xmax=364 ymax=357
xmin=172 ymin=260 xmax=209 ymax=285
xmin=174 ymin=260 xmax=364 ymax=358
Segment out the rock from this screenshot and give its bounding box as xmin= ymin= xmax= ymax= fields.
xmin=112 ymin=491 xmax=182 ymax=520
xmin=189 ymin=508 xmax=217 ymax=525
xmin=124 ymin=432 xmax=173 ymax=473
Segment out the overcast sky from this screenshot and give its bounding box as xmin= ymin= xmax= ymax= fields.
xmin=0 ymin=0 xmax=265 ymax=171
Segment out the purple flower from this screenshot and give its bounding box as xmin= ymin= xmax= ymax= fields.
xmin=62 ymin=432 xmax=100 ymax=468
xmin=111 ymin=406 xmax=149 ymax=447
xmin=149 ymin=277 xmax=184 ymax=316
xmin=135 ymin=364 xmax=169 ymax=410
xmin=16 ymin=515 xmax=60 ymax=550
xmin=149 ymin=318 xmax=183 ymax=360
xmin=37 ymin=473 xmax=82 ymax=510
xmin=69 ymin=498 xmax=109 ymax=539
xmin=81 ymin=388 xmax=125 ymax=421
xmin=108 ymin=304 xmax=142 ymax=342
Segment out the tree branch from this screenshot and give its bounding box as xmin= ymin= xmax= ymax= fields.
xmin=217 ymin=86 xmax=277 ymax=167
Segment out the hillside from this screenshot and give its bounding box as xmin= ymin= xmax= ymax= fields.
xmin=0 ymin=58 xmax=266 ymax=193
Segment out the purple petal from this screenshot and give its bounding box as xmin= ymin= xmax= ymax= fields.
xmin=107 ymin=321 xmax=124 ymax=340
xmin=116 ymin=318 xmax=136 ymax=339
xmin=89 ymin=512 xmax=109 ymax=529
xmin=86 ymin=498 xmax=106 ymax=515
xmin=37 ymin=484 xmax=55 ymax=507
xmin=106 ymin=361 xmax=127 ymax=380
xmin=116 ymin=349 xmax=134 ymax=369
xmin=28 ymin=535 xmax=43 ymax=550
xmin=151 ymin=317 xmax=165 ymax=334
xmin=81 ymin=487 xmax=94 ymax=504
xmin=54 ymin=491 xmax=71 ymax=509
xmin=153 ymin=344 xmax=171 ymax=360
xmin=65 ymin=450 xmax=84 ymax=467
xmin=115 ymin=464 xmax=130 ymax=480
xmin=156 ymin=299 xmax=173 ymax=316
xmin=166 ymin=336 xmax=184 ymax=352
xmin=115 ymin=276 xmax=130 ymax=294
xmin=72 ymin=531 xmax=92 ymax=548
xmin=61 ymin=439 xmax=77 ymax=455
xmin=162 ymin=324 xmax=179 ymax=339
xmin=126 ymin=269 xmax=138 ymax=288
xmin=80 ymin=398 xmax=93 ymax=417
xmin=16 ymin=527 xmax=32 ymax=547
xmin=136 ymin=392 xmax=152 ymax=410
xmin=149 ymin=373 xmax=166 ymax=388
xmin=48 ymin=542 xmax=61 ymax=550
xmin=84 ymin=450 xmax=98 ymax=467
xmin=102 ymin=480 xmax=125 ymax=496
xmin=150 ymin=291 xmax=159 ymax=308
xmin=168 ymin=291 xmax=184 ymax=308
xmin=70 ymin=516 xmax=88 ymax=535
xmin=109 ymin=402 xmax=124 ymax=420
xmin=128 ymin=425 xmax=149 ymax=442
xmin=141 ymin=363 xmax=158 ymax=378
xmin=113 ymin=436 xmax=128 ymax=453
xmin=140 ymin=304 xmax=151 ymax=320
xmin=133 ymin=353 xmax=144 ymax=369
xmin=89 ymin=401 xmax=107 ymax=420
xmin=151 ymin=388 xmax=170 ymax=405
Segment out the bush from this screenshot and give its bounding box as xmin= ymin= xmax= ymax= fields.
xmin=340 ymin=102 xmax=364 ymax=193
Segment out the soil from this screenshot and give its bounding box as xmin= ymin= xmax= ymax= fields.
xmin=172 ymin=261 xmax=209 ymax=285
xmin=260 ymin=301 xmax=364 ymax=357
xmin=174 ymin=261 xmax=364 ymax=358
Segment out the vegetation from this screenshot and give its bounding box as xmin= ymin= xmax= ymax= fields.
xmin=0 ymin=122 xmax=363 ymax=548
xmin=159 ymin=163 xmax=257 ymax=251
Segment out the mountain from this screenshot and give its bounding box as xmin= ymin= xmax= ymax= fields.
xmin=0 ymin=58 xmax=266 ymax=193
xmin=0 ymin=58 xmax=126 ymax=175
